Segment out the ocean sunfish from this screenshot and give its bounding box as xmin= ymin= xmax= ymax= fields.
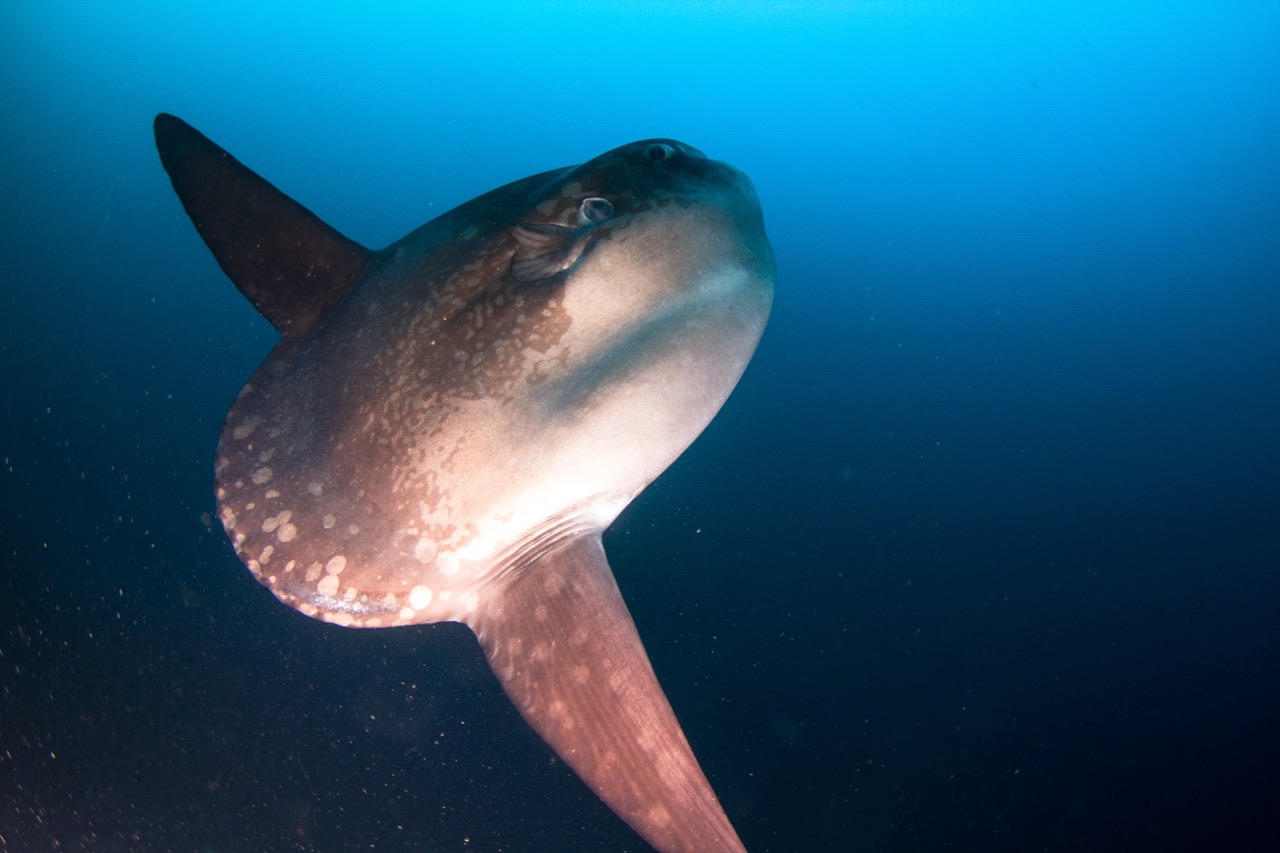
xmin=154 ymin=113 xmax=774 ymax=853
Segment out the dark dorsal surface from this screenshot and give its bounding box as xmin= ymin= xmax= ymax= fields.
xmin=155 ymin=113 xmax=774 ymax=853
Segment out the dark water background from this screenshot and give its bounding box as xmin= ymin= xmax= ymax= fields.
xmin=3 ymin=3 xmax=1277 ymax=851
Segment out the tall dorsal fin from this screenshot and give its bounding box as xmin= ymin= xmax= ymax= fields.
xmin=154 ymin=113 xmax=372 ymax=339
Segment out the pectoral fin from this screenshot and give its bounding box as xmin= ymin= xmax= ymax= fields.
xmin=509 ymin=222 xmax=595 ymax=282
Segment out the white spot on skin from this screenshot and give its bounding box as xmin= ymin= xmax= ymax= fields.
xmin=572 ymin=665 xmax=590 ymax=685
xmin=534 ymin=604 xmax=549 ymax=622
xmin=233 ymin=416 xmax=262 ymax=440
xmin=409 ymin=585 xmax=432 ymax=609
xmin=398 ymin=607 xmax=415 ymax=621
xmin=316 ymin=574 xmax=340 ymax=596
xmin=343 ymin=587 xmax=358 ymax=600
xmin=459 ymin=591 xmax=479 ymax=613
xmin=277 ymin=522 xmax=297 ymax=543
xmin=325 ymin=555 xmax=347 ymax=575
xmin=305 ymin=562 xmax=323 ymax=582
xmin=647 ymin=806 xmax=672 ymax=830
xmin=262 ymin=510 xmax=292 ymax=534
xmin=438 ymin=552 xmax=460 ymax=576
xmin=413 ymin=537 xmax=436 ymax=564
xmin=259 ymin=545 xmax=274 ymax=564
xmin=265 ymin=489 xmax=280 ymax=499
xmin=308 ymin=481 xmax=323 ymax=496
xmin=323 ymin=514 xmax=336 ymax=529
xmin=251 ymin=467 xmax=273 ymax=485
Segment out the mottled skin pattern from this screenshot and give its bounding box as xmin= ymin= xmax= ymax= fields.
xmin=218 ymin=143 xmax=772 ymax=631
xmin=157 ymin=116 xmax=773 ymax=853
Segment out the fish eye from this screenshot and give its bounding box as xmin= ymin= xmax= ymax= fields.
xmin=645 ymin=143 xmax=676 ymax=162
xmin=578 ymin=196 xmax=614 ymax=224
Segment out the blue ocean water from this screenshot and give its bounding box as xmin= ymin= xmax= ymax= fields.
xmin=2 ymin=2 xmax=1278 ymax=850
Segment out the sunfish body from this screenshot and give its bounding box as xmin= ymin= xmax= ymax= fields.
xmin=154 ymin=114 xmax=774 ymax=853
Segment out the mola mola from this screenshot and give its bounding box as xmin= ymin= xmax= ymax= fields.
xmin=154 ymin=113 xmax=774 ymax=853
